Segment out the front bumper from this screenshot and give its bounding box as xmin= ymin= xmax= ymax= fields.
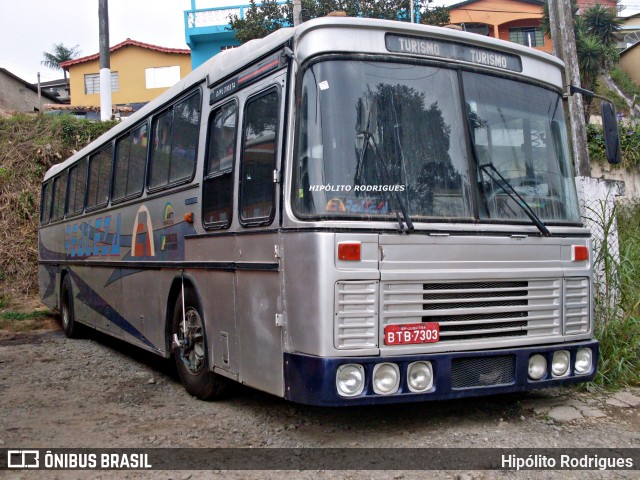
xmin=284 ymin=340 xmax=598 ymax=406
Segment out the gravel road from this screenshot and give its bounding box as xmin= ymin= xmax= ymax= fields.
xmin=1 ymin=321 xmax=639 ymax=480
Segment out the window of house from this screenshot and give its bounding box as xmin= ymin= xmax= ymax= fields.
xmin=114 ymin=123 xmax=148 ymax=201
xmin=145 ymin=66 xmax=181 ymax=89
xmin=509 ymin=28 xmax=544 ymax=47
xmin=86 ymin=145 xmax=114 ymax=209
xmin=203 ymin=101 xmax=237 ymax=227
xmin=66 ymin=158 xmax=88 ymax=216
xmin=148 ymin=91 xmax=201 ymax=190
xmin=51 ymin=172 xmax=68 ymax=221
xmin=239 ymin=88 xmax=279 ymax=224
xmin=84 ymin=72 xmax=119 ymax=94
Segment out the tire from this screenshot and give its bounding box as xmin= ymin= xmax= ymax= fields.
xmin=172 ymin=289 xmax=228 ymax=400
xmin=60 ymin=274 xmax=81 ymax=338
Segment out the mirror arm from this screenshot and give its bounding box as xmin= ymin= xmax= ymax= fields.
xmin=567 ymin=84 xmax=611 ymax=103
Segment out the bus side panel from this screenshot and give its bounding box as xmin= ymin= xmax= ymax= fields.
xmin=189 ymin=268 xmax=238 ymax=376
xmin=235 ymin=233 xmax=283 ymax=396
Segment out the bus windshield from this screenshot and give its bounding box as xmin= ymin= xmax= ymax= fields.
xmin=293 ymin=59 xmax=580 ymax=225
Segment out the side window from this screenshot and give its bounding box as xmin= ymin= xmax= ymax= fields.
xmin=51 ymin=172 xmax=68 ymax=221
xmin=203 ymin=101 xmax=237 ymax=227
xmin=239 ymin=89 xmax=279 ymax=224
xmin=40 ymin=181 xmax=53 ymax=225
xmin=87 ymin=144 xmax=114 ymax=209
xmin=114 ymin=123 xmax=148 ymax=201
xmin=67 ymin=158 xmax=87 ymax=216
xmin=149 ymin=91 xmax=201 ymax=189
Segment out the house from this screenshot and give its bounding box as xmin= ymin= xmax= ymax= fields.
xmin=60 ymin=38 xmax=192 ymax=109
xmin=620 ymin=41 xmax=640 ymax=84
xmin=37 ymin=78 xmax=70 ymax=104
xmin=448 ymin=0 xmax=552 ymax=53
xmin=0 ymin=68 xmax=61 ymax=112
xmin=184 ymin=1 xmax=285 ymax=68
xmin=616 ymin=13 xmax=640 ymax=49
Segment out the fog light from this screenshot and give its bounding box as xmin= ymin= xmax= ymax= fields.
xmin=373 ymin=363 xmax=400 ymax=395
xmin=575 ymin=348 xmax=593 ymax=375
xmin=407 ymin=361 xmax=433 ymax=392
xmin=528 ymin=354 xmax=547 ymax=380
xmin=552 ymin=350 xmax=570 ymax=377
xmin=336 ymin=364 xmax=365 ymax=397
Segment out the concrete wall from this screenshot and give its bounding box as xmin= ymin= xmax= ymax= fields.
xmin=68 ymin=46 xmax=192 ymax=106
xmin=591 ymin=162 xmax=640 ymax=199
xmin=0 ymin=72 xmax=43 ymax=112
xmin=620 ymin=44 xmax=640 ymax=84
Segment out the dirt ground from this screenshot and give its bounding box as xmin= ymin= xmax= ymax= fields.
xmin=1 ymin=313 xmax=639 ymax=480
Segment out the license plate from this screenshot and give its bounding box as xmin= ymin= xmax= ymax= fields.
xmin=384 ymin=323 xmax=440 ymax=345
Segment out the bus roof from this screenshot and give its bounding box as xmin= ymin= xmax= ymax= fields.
xmin=44 ymin=17 xmax=564 ymax=182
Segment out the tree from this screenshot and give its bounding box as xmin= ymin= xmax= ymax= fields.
xmin=542 ymin=2 xmax=621 ymax=122
xmin=229 ymin=1 xmax=447 ymax=44
xmin=41 ymin=43 xmax=81 ymax=84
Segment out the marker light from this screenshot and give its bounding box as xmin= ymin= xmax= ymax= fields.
xmin=528 ymin=354 xmax=547 ymax=380
xmin=336 ymin=364 xmax=365 ymax=397
xmin=552 ymin=350 xmax=570 ymax=377
xmin=575 ymin=348 xmax=593 ymax=375
xmin=373 ymin=363 xmax=400 ymax=395
xmin=338 ymin=242 xmax=361 ymax=261
xmin=184 ymin=212 xmax=194 ymax=224
xmin=407 ymin=361 xmax=434 ymax=392
xmin=572 ymin=245 xmax=589 ymax=262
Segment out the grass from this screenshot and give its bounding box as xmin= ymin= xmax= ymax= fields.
xmin=610 ymin=67 xmax=640 ymax=100
xmin=588 ymin=200 xmax=640 ymax=389
xmin=0 ymin=309 xmax=57 ymax=332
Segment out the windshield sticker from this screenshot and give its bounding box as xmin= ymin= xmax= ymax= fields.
xmin=318 ymin=81 xmax=330 ymax=90
xmin=385 ymin=34 xmax=522 ymax=72
xmin=309 ymin=184 xmax=406 ymax=193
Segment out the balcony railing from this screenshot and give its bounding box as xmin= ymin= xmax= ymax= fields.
xmin=185 ymin=2 xmax=286 ymax=29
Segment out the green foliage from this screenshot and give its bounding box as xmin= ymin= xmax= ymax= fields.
xmin=595 ymin=81 xmax=629 ymax=115
xmin=610 ymin=67 xmax=640 ymax=100
xmin=229 ymin=1 xmax=448 ymax=43
xmin=0 ymin=113 xmax=116 ymax=301
xmin=587 ymin=200 xmax=640 ymax=388
xmin=592 ymin=315 xmax=640 ymax=387
xmin=0 ymin=310 xmax=51 ymax=321
xmin=587 ymin=123 xmax=640 ymax=169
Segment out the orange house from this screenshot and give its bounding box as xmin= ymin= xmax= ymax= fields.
xmin=448 ymin=0 xmax=552 ymax=54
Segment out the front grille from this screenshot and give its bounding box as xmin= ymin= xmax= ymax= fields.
xmin=451 ymin=355 xmax=515 ymax=389
xmin=381 ymin=279 xmax=561 ymax=343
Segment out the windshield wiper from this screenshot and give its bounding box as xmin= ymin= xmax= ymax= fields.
xmin=356 ymin=130 xmax=414 ymax=233
xmin=479 ymin=163 xmax=551 ymax=237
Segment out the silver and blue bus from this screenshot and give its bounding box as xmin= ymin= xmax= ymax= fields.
xmin=39 ymin=18 xmax=610 ymax=405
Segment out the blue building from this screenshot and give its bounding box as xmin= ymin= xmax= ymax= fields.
xmin=184 ymin=1 xmax=286 ymax=68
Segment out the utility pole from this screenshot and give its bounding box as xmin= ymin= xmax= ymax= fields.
xmin=99 ymin=0 xmax=112 ymax=121
xmin=37 ymin=72 xmax=42 ymax=110
xmin=293 ymin=0 xmax=302 ymax=26
xmin=547 ymin=0 xmax=590 ymax=177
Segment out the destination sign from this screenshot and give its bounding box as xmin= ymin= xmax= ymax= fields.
xmin=210 ymin=50 xmax=286 ymax=104
xmin=385 ymin=34 xmax=522 ymax=72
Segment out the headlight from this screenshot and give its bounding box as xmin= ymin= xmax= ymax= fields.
xmin=552 ymin=350 xmax=570 ymax=377
xmin=407 ymin=361 xmax=433 ymax=392
xmin=528 ymin=354 xmax=547 ymax=380
xmin=373 ymin=363 xmax=400 ymax=395
xmin=336 ymin=364 xmax=365 ymax=397
xmin=575 ymin=348 xmax=593 ymax=375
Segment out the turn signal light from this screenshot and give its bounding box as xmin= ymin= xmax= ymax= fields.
xmin=338 ymin=242 xmax=361 ymax=261
xmin=572 ymin=245 xmax=588 ymax=262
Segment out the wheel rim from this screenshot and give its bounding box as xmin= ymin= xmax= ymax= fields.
xmin=178 ymin=307 xmax=205 ymax=375
xmin=62 ymin=292 xmax=70 ymax=328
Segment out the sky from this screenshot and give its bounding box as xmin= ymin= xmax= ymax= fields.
xmin=1 ymin=0 xmax=639 ymax=85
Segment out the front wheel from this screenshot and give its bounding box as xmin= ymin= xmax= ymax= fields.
xmin=172 ymin=290 xmax=229 ymax=400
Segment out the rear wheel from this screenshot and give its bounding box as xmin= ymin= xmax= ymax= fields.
xmin=172 ymin=289 xmax=228 ymax=400
xmin=60 ymin=274 xmax=81 ymax=338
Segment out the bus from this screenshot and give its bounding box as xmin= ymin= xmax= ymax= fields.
xmin=39 ymin=17 xmax=620 ymax=406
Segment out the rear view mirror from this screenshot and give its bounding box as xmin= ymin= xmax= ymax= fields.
xmin=601 ymin=101 xmax=621 ymax=165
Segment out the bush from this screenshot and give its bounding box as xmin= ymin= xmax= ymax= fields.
xmin=587 ymin=122 xmax=640 ymax=168
xmin=0 ymin=113 xmax=117 ymax=301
